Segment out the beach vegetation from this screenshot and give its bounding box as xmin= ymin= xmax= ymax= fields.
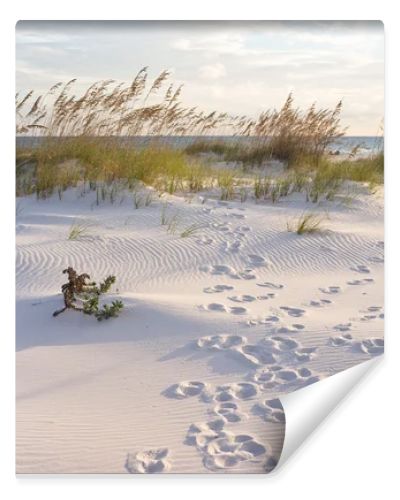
xmin=53 ymin=267 xmax=124 ymax=320
xmin=16 ymin=70 xmax=383 ymax=202
xmin=180 ymin=223 xmax=203 ymax=238
xmin=287 ymin=212 xmax=326 ymax=235
xmin=67 ymin=220 xmax=91 ymax=240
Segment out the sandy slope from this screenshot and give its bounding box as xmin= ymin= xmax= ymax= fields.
xmin=16 ymin=183 xmax=384 ymax=473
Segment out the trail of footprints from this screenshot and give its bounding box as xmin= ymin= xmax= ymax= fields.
xmin=129 ymin=217 xmax=383 ymax=472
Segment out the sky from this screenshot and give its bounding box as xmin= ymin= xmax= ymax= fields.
xmin=16 ymin=21 xmax=384 ymax=135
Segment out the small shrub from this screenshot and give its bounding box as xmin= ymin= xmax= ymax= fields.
xmin=53 ymin=267 xmax=124 ymax=320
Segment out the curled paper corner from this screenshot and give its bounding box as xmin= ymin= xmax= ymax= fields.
xmin=271 ymin=357 xmax=383 ymax=473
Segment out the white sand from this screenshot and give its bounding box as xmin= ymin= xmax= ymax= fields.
xmin=16 ymin=182 xmax=384 ymax=473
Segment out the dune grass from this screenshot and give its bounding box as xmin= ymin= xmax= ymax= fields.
xmin=67 ymin=220 xmax=91 ymax=240
xmin=287 ymin=212 xmax=326 ymax=235
xmin=180 ymin=223 xmax=204 ymax=238
xmin=16 ymin=69 xmax=383 ymax=201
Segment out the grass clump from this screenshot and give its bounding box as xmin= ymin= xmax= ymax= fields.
xmin=180 ymin=223 xmax=203 ymax=238
xmin=160 ymin=203 xmax=180 ymax=233
xmin=67 ymin=220 xmax=91 ymax=240
xmin=217 ymin=170 xmax=236 ymax=200
xmin=287 ymin=212 xmax=326 ymax=235
xmin=254 ymin=176 xmax=271 ymax=200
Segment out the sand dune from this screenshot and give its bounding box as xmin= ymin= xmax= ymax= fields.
xmin=16 ymin=184 xmax=383 ymax=473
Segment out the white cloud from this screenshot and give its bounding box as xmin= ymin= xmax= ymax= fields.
xmin=172 ymin=34 xmax=245 ymax=54
xmin=15 ymin=21 xmax=384 ymax=135
xmin=198 ymin=63 xmax=226 ymax=80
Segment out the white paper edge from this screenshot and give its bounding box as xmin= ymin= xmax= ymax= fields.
xmin=276 ymin=356 xmax=382 ymax=470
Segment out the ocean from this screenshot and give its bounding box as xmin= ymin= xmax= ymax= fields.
xmin=16 ymin=135 xmax=383 ymax=157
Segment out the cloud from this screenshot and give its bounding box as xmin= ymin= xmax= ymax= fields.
xmin=15 ymin=21 xmax=384 ymax=135
xmin=172 ymin=33 xmax=245 ymax=54
xmin=198 ymin=63 xmax=226 ymax=80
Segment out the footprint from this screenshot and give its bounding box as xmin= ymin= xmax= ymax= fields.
xmin=200 ymin=264 xmax=236 ymax=276
xmin=245 ymin=319 xmax=259 ymax=327
xmin=319 ymin=286 xmax=341 ymax=294
xmin=270 ymin=336 xmax=300 ymax=352
xmin=214 ymin=402 xmax=247 ymax=423
xmin=351 ymin=264 xmax=371 ymax=274
xmin=248 ymin=254 xmax=268 ymax=267
xmin=228 ymin=294 xmax=256 ymax=303
xmin=329 ymin=333 xmax=353 ymax=347
xmin=257 ymin=293 xmax=276 ymax=300
xmin=275 ymin=338 xmax=317 ymax=362
xmin=203 ymin=303 xmax=227 ymax=312
xmin=330 ymin=335 xmax=384 ymax=356
xmin=236 ymin=269 xmax=257 ymax=280
xmin=257 ymin=282 xmax=284 ymax=289
xmin=360 ymin=315 xmax=377 ymax=322
xmin=234 ymin=334 xmax=317 ymax=368
xmin=229 ymin=306 xmax=248 ymax=315
xmin=222 ymin=240 xmax=242 ymax=253
xmin=359 ymin=307 xmax=382 ymax=321
xmin=280 ymin=306 xmax=306 ymax=318
xmin=251 ymin=368 xmax=277 ymax=387
xmin=164 ymin=381 xmax=207 ymax=399
xmin=333 ymin=322 xmax=352 ymax=332
xmin=252 ymin=399 xmax=285 ymax=424
xmin=265 ymin=456 xmax=279 ymax=473
xmin=185 ymin=420 xmax=225 ymax=448
xmin=251 ymin=366 xmax=320 ymax=391
xmin=202 ymin=432 xmax=267 ymax=471
xmin=294 ymin=347 xmax=318 ymax=362
xmin=367 ymin=306 xmax=383 ymax=312
xmin=238 ymin=344 xmax=277 ymax=366
xmin=274 ymin=324 xmax=302 ymax=334
xmin=211 ymin=222 xmax=232 ymax=232
xmin=214 ymin=382 xmax=259 ymax=402
xmin=359 ymin=338 xmax=384 ymax=356
xmin=347 ymin=278 xmax=374 ymax=285
xmin=203 ymin=284 xmax=234 ymax=294
xmin=197 ymin=334 xmax=246 ymax=350
xmin=125 ymin=448 xmax=170 ymax=473
xmin=260 ymin=315 xmax=280 ymax=324
xmin=309 ymin=299 xmax=332 ymax=307
xmin=276 ymin=367 xmax=319 ymax=386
